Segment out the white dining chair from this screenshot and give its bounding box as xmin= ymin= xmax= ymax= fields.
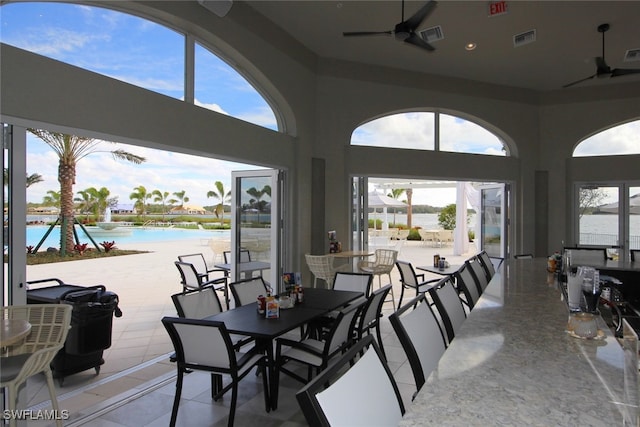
xmin=296 ymin=336 xmax=405 ymax=427
xmin=389 ymin=294 xmax=447 ymax=398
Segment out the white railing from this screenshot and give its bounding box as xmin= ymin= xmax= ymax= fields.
xmin=579 ymin=233 xmax=640 ymax=249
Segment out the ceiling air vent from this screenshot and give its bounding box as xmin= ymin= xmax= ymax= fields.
xmin=513 ymin=29 xmax=536 ymax=47
xmin=624 ymin=48 xmax=640 ymax=62
xmin=419 ymin=25 xmax=444 ymax=43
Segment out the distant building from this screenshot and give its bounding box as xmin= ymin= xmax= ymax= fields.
xmin=27 ymin=206 xmax=59 ymax=214
xmin=170 ymin=204 xmax=207 ymax=215
xmin=111 ymin=204 xmax=135 ymax=214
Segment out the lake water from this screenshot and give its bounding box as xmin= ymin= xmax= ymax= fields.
xmin=377 ymin=212 xmax=477 ymax=230
xmin=579 ymin=214 xmax=640 ymax=234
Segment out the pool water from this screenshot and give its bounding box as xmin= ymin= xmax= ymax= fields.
xmin=26 ymin=225 xmax=230 ymax=248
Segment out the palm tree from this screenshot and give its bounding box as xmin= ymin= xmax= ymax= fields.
xmin=152 ymin=190 xmax=171 ymax=221
xmin=89 ymin=187 xmax=112 ymax=221
xmin=130 ymin=185 xmax=152 ymax=221
xmin=173 ymin=190 xmax=189 ymax=210
xmin=74 ymin=189 xmax=97 ymax=221
xmin=387 ymin=188 xmax=406 ymax=226
xmin=406 ymin=188 xmax=413 ymax=229
xmin=26 ymin=173 xmax=44 ymax=188
xmin=246 ymin=185 xmax=271 ymax=224
xmin=28 ymin=129 xmax=145 ymax=253
xmin=4 ymin=168 xmax=43 ymax=188
xmin=207 ymin=181 xmax=231 ymax=226
xmin=42 ymin=190 xmax=61 ymax=207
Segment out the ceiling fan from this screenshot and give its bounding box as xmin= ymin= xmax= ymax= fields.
xmin=343 ymin=0 xmax=438 ymax=52
xmin=563 ymin=23 xmax=640 ymax=88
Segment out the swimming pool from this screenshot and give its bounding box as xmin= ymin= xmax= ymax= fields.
xmin=26 ymin=225 xmax=230 ymax=248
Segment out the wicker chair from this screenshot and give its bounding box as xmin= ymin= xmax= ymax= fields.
xmin=305 ymin=254 xmax=350 ymax=288
xmin=358 ymin=249 xmax=398 ymax=310
xmin=1 ymin=304 xmax=72 ymax=427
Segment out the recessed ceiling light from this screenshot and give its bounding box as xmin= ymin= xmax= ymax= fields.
xmin=465 ymin=43 xmax=477 ymax=51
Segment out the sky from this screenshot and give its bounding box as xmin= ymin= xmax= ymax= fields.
xmin=3 ymin=2 xmax=639 ymax=209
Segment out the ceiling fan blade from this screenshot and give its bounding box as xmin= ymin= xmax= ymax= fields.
xmin=563 ymin=74 xmax=596 ymax=88
xmin=610 ymin=68 xmax=640 ymax=77
xmin=404 ymin=33 xmax=435 ymax=52
xmin=343 ymin=31 xmax=393 ymax=37
xmin=404 ymin=0 xmax=438 ymax=31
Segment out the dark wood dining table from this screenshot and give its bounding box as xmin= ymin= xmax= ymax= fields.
xmin=204 ymin=287 xmax=362 ymax=411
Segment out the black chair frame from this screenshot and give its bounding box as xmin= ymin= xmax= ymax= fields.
xmin=161 ymin=317 xmax=269 ymax=427
xmin=395 ymin=260 xmax=440 ymax=308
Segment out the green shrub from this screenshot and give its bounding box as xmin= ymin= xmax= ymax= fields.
xmin=407 ymin=228 xmax=422 ymax=240
xmin=368 ymin=219 xmax=383 ymax=230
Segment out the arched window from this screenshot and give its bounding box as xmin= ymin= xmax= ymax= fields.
xmin=194 ymin=42 xmax=276 ymax=128
xmin=351 ymin=112 xmax=506 ymax=156
xmin=0 ymin=1 xmax=277 ymax=130
xmin=573 ymin=119 xmax=640 ymax=157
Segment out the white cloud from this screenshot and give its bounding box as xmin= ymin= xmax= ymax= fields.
xmin=574 ymin=120 xmax=640 ymax=156
xmin=194 ymin=99 xmax=229 ymax=115
xmin=17 ymin=27 xmax=105 ymax=57
xmin=25 ymin=138 xmax=257 ymax=207
xmin=237 ymin=106 xmax=279 ymax=128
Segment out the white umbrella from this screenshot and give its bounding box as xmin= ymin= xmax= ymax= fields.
xmin=597 ymin=193 xmax=640 ymax=214
xmin=368 ymin=191 xmax=406 ymax=230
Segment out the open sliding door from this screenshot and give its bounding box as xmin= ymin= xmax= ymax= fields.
xmin=231 ymin=169 xmax=283 ymax=293
xmin=479 ymin=183 xmax=508 ymax=259
xmin=351 ymin=177 xmax=367 ymax=251
xmin=2 ymin=123 xmax=27 ymax=307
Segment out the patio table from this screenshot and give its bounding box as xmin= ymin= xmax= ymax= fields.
xmin=214 ymin=260 xmax=270 ymax=279
xmin=205 ymin=288 xmax=362 ymax=411
xmin=0 ymin=318 xmax=31 ymax=348
xmin=328 ymin=250 xmax=374 ymax=271
xmin=416 ymin=264 xmax=461 ymax=276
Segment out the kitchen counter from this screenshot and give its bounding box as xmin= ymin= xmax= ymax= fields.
xmin=400 ymin=258 xmax=637 ymax=426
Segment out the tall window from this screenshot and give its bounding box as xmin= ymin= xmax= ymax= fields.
xmin=1 ymin=2 xmax=277 ymax=130
xmin=572 ymin=120 xmax=640 ymax=259
xmin=574 ymin=119 xmax=640 ymax=157
xmin=351 ymin=112 xmax=506 ymax=156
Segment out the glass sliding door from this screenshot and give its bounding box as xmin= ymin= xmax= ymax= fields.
xmin=231 ymin=169 xmax=283 ymax=292
xmin=2 ymin=123 xmax=27 ymax=306
xmin=480 ymin=184 xmax=506 ymax=258
xmin=574 ymin=183 xmax=640 ymax=262
xmin=629 ymin=186 xmax=640 ymax=254
xmin=575 ymin=184 xmax=621 ymax=261
xmin=351 ymin=177 xmax=367 ymax=251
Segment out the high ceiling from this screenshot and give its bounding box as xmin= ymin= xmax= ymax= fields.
xmin=242 ymin=0 xmax=640 ymax=92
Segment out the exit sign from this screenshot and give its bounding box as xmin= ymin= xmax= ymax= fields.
xmin=488 ymin=1 xmax=508 ymax=17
